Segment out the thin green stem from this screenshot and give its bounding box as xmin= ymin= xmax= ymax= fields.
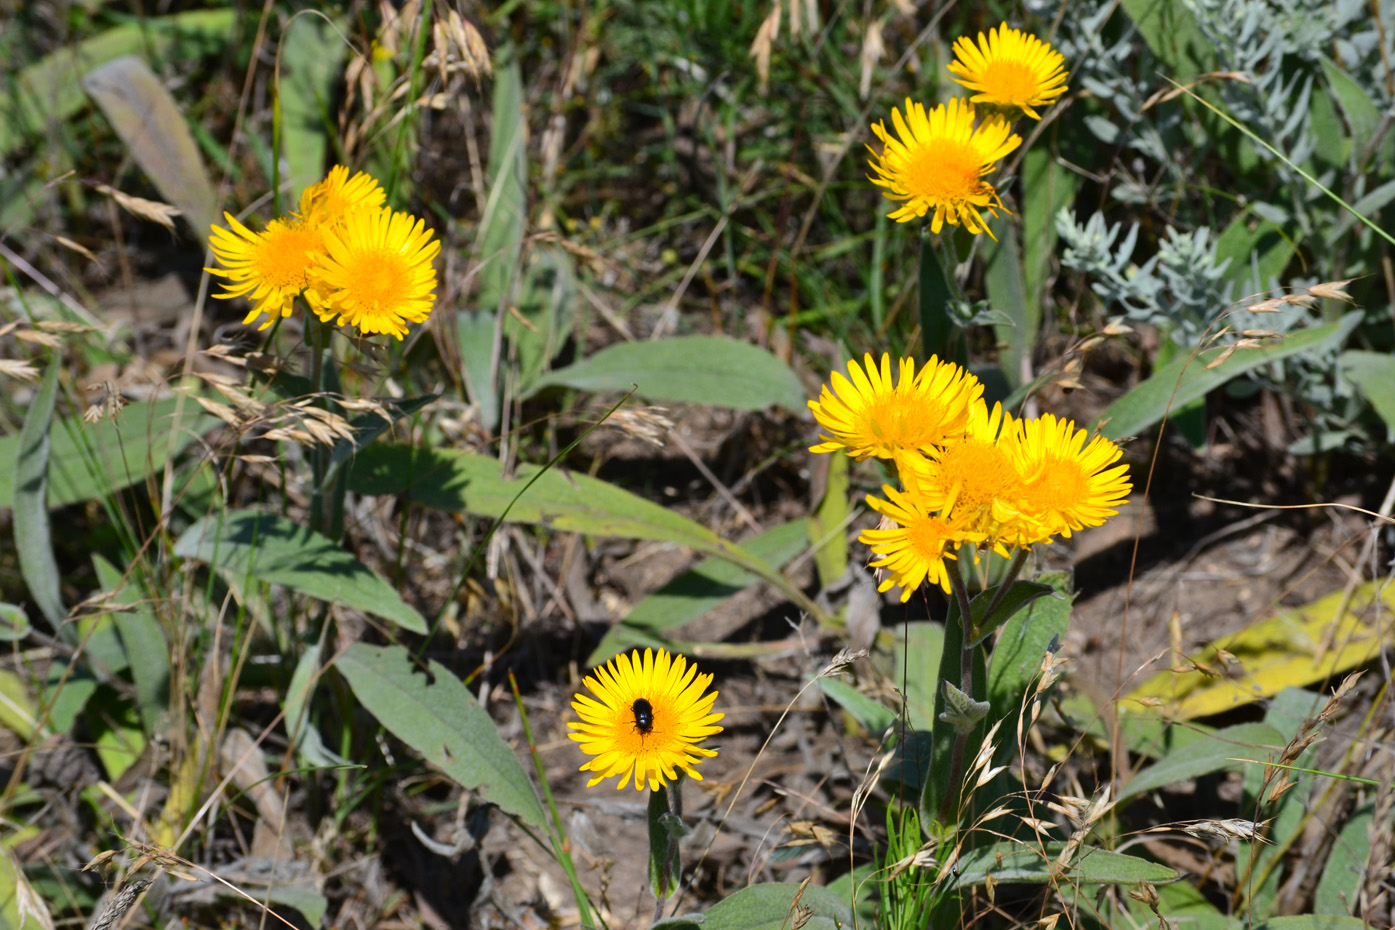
xmin=507 ymin=672 xmax=598 ymax=929
xmin=936 ymin=558 xmax=978 ymax=824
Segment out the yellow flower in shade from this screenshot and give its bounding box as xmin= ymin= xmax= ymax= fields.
xmin=1004 ymin=413 xmax=1131 ymax=543
xmin=207 ymin=214 xmax=326 ymax=330
xmin=867 ymin=97 xmax=1021 ymax=236
xmin=896 ymin=401 xmax=1036 ymax=553
xmin=311 ymin=206 xmax=441 ymax=340
xmin=861 ymin=484 xmax=984 ymax=599
xmin=569 ymin=648 xmax=724 ymax=791
xmin=948 ymin=23 xmax=1069 ymax=121
xmin=809 ymin=354 xmax=983 ymax=461
xmin=298 ymin=165 xmax=387 ymax=229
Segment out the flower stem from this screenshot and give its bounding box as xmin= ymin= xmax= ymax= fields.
xmin=937 ymin=557 xmax=977 ymax=824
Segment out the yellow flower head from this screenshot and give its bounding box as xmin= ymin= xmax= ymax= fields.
xmin=207 ymin=213 xmax=326 ymax=330
xmin=311 ymin=206 xmax=441 ymax=340
xmin=948 ymin=23 xmax=1069 ymax=121
xmin=298 ymin=165 xmax=387 ymax=229
xmin=569 ymin=648 xmax=725 ymax=791
xmin=1004 ymin=413 xmax=1131 ymax=543
xmin=867 ymin=97 xmax=1021 ymax=236
xmin=809 ymin=353 xmax=983 ymax=461
xmin=861 ymin=484 xmax=984 ymax=600
xmin=897 ymin=401 xmax=1037 ymax=553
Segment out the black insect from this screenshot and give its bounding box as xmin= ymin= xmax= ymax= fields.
xmin=631 ymin=698 xmax=655 ymax=737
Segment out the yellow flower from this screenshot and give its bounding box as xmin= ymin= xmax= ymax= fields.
xmin=298 ymin=165 xmax=386 ymax=230
xmin=861 ymin=484 xmax=983 ymax=599
xmin=896 ymin=401 xmax=1037 ymax=553
xmin=569 ymin=648 xmax=725 ymax=791
xmin=867 ymin=97 xmax=1021 ymax=236
xmin=311 ymin=206 xmax=441 ymax=340
xmin=948 ymin=23 xmax=1069 ymax=121
xmin=809 ymin=354 xmax=983 ymax=461
xmin=1004 ymin=413 xmax=1131 ymax=542
xmin=207 ymin=213 xmax=326 ymax=330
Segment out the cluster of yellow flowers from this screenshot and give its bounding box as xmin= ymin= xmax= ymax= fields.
xmin=207 ymin=166 xmax=440 ymax=340
xmin=869 ymin=23 xmax=1068 ymax=238
xmin=809 ymin=354 xmax=1132 ymax=601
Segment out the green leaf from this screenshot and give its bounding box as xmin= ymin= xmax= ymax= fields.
xmin=92 ymin=555 xmax=169 ymax=734
xmin=349 ymin=445 xmax=821 ymax=622
xmin=918 ymin=235 xmax=961 ymax=364
xmin=1099 ymin=314 xmax=1361 ymax=440
xmin=648 ymin=783 xmax=686 ymax=898
xmin=1320 ymin=56 xmax=1379 ymax=165
xmin=1117 ymin=0 xmax=1215 ymax=79
xmin=81 ymin=55 xmax=217 ymax=234
xmin=532 ymin=336 xmax=806 ymax=412
xmin=89 ymin=690 xmax=144 ymax=781
xmin=939 ymin=681 xmax=989 ymax=735
xmin=953 ymin=840 xmax=1180 ymax=888
xmin=13 ymin=356 xmax=65 ymax=630
xmin=1240 ymin=688 xmax=1323 ymax=915
xmin=277 ymin=16 xmax=346 ymax=206
xmin=1341 ymin=350 xmax=1395 ymax=435
xmin=0 ymin=395 xmax=212 ymax=510
xmin=700 ymin=882 xmax=855 ymax=930
xmin=967 ymin=580 xmax=1060 ymax=647
xmin=173 ymin=510 xmax=427 ymax=633
xmin=984 ymin=222 xmax=1032 ymax=389
xmin=921 ymin=604 xmax=986 ymax=826
xmin=588 ymin=519 xmax=811 ymax=666
xmin=809 ymin=453 xmax=848 ymax=590
xmin=469 ymin=44 xmax=526 ymax=431
xmin=335 ymin=643 xmax=547 ymax=830
xmin=285 ymin=642 xmax=348 ymax=770
xmin=1214 ymin=209 xmax=1296 ymax=292
xmin=509 ymin=246 xmax=578 ymax=395
xmin=1313 ymin=797 xmax=1373 ymax=916
xmin=0 ymin=9 xmax=239 ymax=158
xmin=1020 ymin=144 xmax=1077 ymax=336
xmin=819 ymin=677 xmax=895 ymax=734
xmin=1117 ymin=722 xmax=1285 ymax=801
xmin=0 ymin=604 xmax=31 ymax=643
xmin=986 ymin=572 xmax=1072 ymax=723
xmin=890 ymin=621 xmax=944 ymax=730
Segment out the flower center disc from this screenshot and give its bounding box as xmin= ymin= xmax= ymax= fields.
xmin=980 ymin=60 xmax=1041 ymax=106
xmin=904 ymin=141 xmax=981 ymax=203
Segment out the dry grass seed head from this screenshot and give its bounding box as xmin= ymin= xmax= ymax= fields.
xmin=0 ymin=359 xmax=40 ymax=382
xmin=94 ymin=182 xmax=180 ymax=231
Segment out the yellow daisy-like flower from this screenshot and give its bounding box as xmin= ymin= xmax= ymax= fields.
xmin=948 ymin=23 xmax=1069 ymax=121
xmin=897 ymin=401 xmax=1037 ymax=553
xmin=1004 ymin=413 xmax=1131 ymax=543
xmin=311 ymin=206 xmax=441 ymax=340
xmin=867 ymin=97 xmax=1021 ymax=236
xmin=207 ymin=213 xmax=326 ymax=330
xmin=861 ymin=484 xmax=984 ymax=599
xmin=809 ymin=353 xmax=983 ymax=461
xmin=298 ymin=165 xmax=386 ymax=229
xmin=569 ymin=648 xmax=725 ymax=791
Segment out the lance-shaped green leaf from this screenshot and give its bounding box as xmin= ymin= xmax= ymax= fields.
xmin=335 ymin=643 xmax=546 ymax=830
xmin=174 ymin=510 xmax=427 ymax=633
xmin=13 ymin=357 xmax=65 ymax=631
xmin=967 ymin=580 xmax=1060 ymax=646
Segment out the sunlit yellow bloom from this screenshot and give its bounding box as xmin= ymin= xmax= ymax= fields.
xmin=861 ymin=484 xmax=984 ymax=599
xmin=897 ymin=401 xmax=1038 ymax=553
xmin=809 ymin=354 xmax=983 ymax=461
xmin=298 ymin=165 xmax=386 ymax=229
xmin=867 ymin=97 xmax=1020 ymax=236
xmin=948 ymin=23 xmax=1069 ymax=121
xmin=311 ymin=206 xmax=440 ymax=340
xmin=569 ymin=648 xmax=724 ymax=791
xmin=1004 ymin=413 xmax=1131 ymax=543
xmin=207 ymin=213 xmax=325 ymax=330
